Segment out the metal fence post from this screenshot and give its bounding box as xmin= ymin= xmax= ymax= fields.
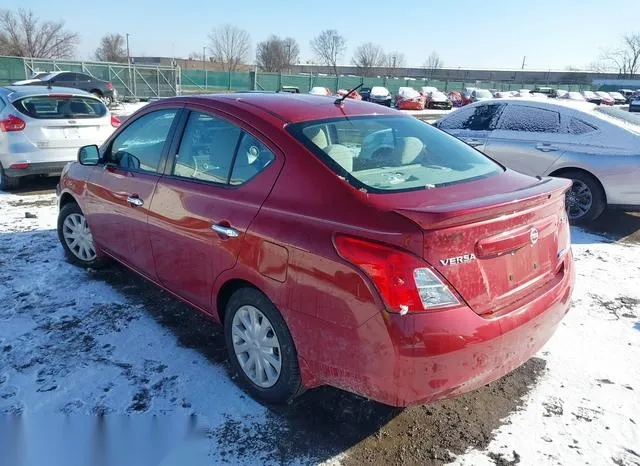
xmin=228 ymin=69 xmax=231 ymax=90
xmin=157 ymin=67 xmax=160 ymax=96
xmin=335 ymin=74 xmax=339 ymax=93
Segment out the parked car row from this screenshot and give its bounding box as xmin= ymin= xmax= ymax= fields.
xmin=0 ymin=86 xmax=120 ymax=189
xmin=11 ymin=71 xmax=118 ymax=104
xmin=453 ymin=87 xmax=634 ymax=107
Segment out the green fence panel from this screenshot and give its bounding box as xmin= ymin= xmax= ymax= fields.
xmin=0 ymin=56 xmax=25 ymax=85
xmin=230 ymin=72 xmax=250 ymax=91
xmin=282 ymin=74 xmax=312 ymax=92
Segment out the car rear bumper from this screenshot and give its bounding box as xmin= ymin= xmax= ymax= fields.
xmin=309 ymin=251 xmax=574 ymax=407
xmin=371 ymin=98 xmax=392 ymax=106
xmin=4 ymin=161 xmax=70 ymax=178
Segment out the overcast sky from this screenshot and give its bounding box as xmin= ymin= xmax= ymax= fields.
xmin=14 ymin=0 xmax=640 ymax=70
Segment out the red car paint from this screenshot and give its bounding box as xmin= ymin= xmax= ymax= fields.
xmin=395 ymin=90 xmax=426 ymax=110
xmin=336 ymin=89 xmax=362 ymax=100
xmin=58 ymin=93 xmax=574 ymax=406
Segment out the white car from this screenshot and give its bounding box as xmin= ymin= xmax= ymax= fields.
xmin=560 ymin=91 xmax=586 ymax=102
xmin=0 ymin=86 xmax=119 ymax=190
xmin=309 ymin=87 xmax=332 ymax=96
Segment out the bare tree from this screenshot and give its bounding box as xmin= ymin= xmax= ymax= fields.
xmin=0 ymin=8 xmax=78 ymax=58
xmin=310 ymin=29 xmax=346 ymax=76
xmin=94 ymin=33 xmax=127 ymax=62
xmin=256 ymin=35 xmax=285 ymax=72
xmin=601 ymin=33 xmax=640 ymax=77
xmin=256 ymin=36 xmax=300 ymax=73
xmin=385 ymin=51 xmax=405 ymax=77
xmin=423 ymin=51 xmax=443 ymax=76
xmin=586 ymin=60 xmax=608 ymax=73
xmin=208 ymin=24 xmax=251 ymax=72
xmin=352 ymin=43 xmax=385 ymax=76
xmin=282 ymin=37 xmax=300 ymax=72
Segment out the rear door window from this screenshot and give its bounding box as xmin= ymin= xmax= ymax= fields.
xmin=172 ymin=112 xmax=242 ymax=184
xmin=499 ymin=105 xmax=561 ymax=133
xmin=438 ymin=104 xmax=504 ymax=131
xmin=54 ymin=73 xmax=76 ymax=83
xmin=13 ymin=96 xmax=107 ymax=119
xmin=109 ymin=109 xmax=178 ymax=173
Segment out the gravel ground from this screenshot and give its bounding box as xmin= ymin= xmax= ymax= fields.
xmin=1 ymin=181 xmax=639 ymax=466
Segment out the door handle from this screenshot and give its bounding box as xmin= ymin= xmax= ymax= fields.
xmin=211 ymin=224 xmax=239 ymax=238
xmin=536 ymin=143 xmax=559 ymax=152
xmin=127 ymin=196 xmax=144 ymax=207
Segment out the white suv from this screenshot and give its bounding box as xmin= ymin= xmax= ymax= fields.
xmin=0 ymin=86 xmax=119 ymax=190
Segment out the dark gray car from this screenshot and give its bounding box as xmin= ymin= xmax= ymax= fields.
xmin=12 ymin=71 xmax=117 ymax=103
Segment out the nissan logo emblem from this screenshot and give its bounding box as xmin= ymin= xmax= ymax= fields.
xmin=530 ymin=228 xmax=539 ymax=245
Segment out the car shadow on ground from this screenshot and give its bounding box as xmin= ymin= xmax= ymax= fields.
xmin=2 ymin=177 xmax=59 ymax=196
xmin=95 ymin=263 xmax=547 ymax=465
xmin=582 ymin=211 xmax=640 ymax=244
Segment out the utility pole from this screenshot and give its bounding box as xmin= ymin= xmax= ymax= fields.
xmin=203 ymin=46 xmax=207 ymax=90
xmin=521 ymin=55 xmax=526 ymax=70
xmin=126 ymin=33 xmax=132 ymax=97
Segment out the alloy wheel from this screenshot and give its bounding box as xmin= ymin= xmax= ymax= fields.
xmin=231 ymin=305 xmax=282 ymax=388
xmin=62 ymin=213 xmax=97 ymax=262
xmin=566 ymin=179 xmax=593 ymax=221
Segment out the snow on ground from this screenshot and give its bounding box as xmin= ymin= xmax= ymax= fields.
xmin=453 ymin=229 xmax=640 ymax=466
xmin=0 ymin=191 xmax=301 ymax=465
xmin=1 ymin=189 xmax=639 ymax=465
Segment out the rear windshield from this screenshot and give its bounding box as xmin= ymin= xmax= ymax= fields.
xmin=13 ymin=95 xmax=107 ymax=119
xmin=288 ymin=116 xmax=502 ymax=193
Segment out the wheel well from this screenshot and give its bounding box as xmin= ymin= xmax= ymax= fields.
xmin=216 ymin=279 xmax=259 ymax=323
xmin=59 ymin=193 xmax=78 ymax=208
xmin=90 ymin=89 xmax=103 ymax=96
xmin=548 ymin=167 xmax=607 ymax=202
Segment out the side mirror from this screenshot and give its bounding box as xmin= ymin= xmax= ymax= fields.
xmin=78 ymin=145 xmax=100 ymax=165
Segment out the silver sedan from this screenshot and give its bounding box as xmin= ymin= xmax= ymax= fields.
xmin=435 ymin=98 xmax=640 ymax=223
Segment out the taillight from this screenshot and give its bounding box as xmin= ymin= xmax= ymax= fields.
xmin=9 ymin=162 xmax=29 ymax=169
xmin=0 ymin=114 xmax=26 ymax=132
xmin=106 ymin=82 xmax=114 ymax=90
xmin=111 ymin=115 xmax=121 ymax=128
xmin=334 ymin=235 xmax=460 ymax=314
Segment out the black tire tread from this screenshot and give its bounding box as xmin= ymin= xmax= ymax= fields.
xmin=560 ymin=170 xmax=606 ymax=224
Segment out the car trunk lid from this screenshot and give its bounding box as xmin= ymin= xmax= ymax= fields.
xmin=380 ymin=173 xmax=571 ymax=316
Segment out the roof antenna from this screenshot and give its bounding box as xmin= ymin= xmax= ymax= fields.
xmin=334 ymin=83 xmax=363 ymax=106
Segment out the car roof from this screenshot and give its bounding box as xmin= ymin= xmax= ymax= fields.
xmin=169 ymin=93 xmax=400 ymax=123
xmin=0 ymin=85 xmax=94 ymax=100
xmin=464 ymin=96 xmax=598 ymax=113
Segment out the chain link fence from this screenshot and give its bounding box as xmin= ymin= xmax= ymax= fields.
xmin=1 ymin=55 xmax=598 ymax=99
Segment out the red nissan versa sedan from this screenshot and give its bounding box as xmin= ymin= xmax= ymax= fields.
xmin=56 ymin=93 xmax=574 ymax=407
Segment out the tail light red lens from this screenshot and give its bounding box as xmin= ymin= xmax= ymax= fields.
xmin=106 ymin=82 xmax=114 ymax=90
xmin=9 ymin=162 xmax=29 ymax=169
xmin=334 ymin=235 xmax=460 ymax=313
xmin=0 ymin=114 xmax=26 ymax=132
xmin=110 ymin=115 xmax=121 ymax=128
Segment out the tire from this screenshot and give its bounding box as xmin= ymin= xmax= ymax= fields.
xmin=558 ymin=170 xmax=606 ymax=224
xmin=0 ymin=163 xmax=20 ymax=191
xmin=57 ymin=202 xmax=109 ymax=268
xmin=224 ymin=287 xmax=302 ymax=404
